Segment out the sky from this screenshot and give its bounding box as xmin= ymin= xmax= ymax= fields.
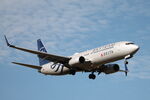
xmin=0 ymin=0 xmax=150 ymax=100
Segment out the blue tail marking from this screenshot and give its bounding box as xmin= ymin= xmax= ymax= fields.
xmin=37 ymin=39 xmax=49 ymax=66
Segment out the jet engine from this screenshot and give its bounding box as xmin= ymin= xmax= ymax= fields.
xmin=68 ymin=56 xmax=85 ymax=66
xmin=101 ymin=64 xmax=120 ymax=74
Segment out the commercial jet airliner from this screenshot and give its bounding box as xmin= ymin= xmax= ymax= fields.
xmin=4 ymin=36 xmax=139 ymax=79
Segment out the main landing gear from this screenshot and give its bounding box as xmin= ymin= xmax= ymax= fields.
xmin=89 ymin=72 xmax=96 ymax=80
xmin=70 ymin=69 xmax=76 ymax=75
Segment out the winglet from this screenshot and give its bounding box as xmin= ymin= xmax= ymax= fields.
xmin=4 ymin=35 xmax=11 ymax=46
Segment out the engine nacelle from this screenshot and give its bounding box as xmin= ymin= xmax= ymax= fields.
xmin=102 ymin=64 xmax=120 ymax=74
xmin=69 ymin=56 xmax=85 ymax=66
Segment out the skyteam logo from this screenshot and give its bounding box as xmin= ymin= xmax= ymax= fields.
xmin=50 ymin=63 xmax=64 ymax=72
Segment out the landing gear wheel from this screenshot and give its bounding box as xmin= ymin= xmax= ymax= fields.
xmin=89 ymin=74 xmax=96 ymax=80
xmin=70 ymin=70 xmax=76 ymax=75
xmin=124 ymin=60 xmax=128 ymax=64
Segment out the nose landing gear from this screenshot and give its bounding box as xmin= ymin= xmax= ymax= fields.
xmin=124 ymin=55 xmax=132 ymax=76
xmin=124 ymin=59 xmax=128 ymax=76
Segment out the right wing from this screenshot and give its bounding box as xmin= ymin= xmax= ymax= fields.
xmin=4 ymin=35 xmax=71 ymax=64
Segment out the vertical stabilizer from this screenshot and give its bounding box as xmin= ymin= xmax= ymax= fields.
xmin=37 ymin=39 xmax=49 ymax=66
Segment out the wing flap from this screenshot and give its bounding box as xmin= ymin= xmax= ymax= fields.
xmin=12 ymin=62 xmax=42 ymax=70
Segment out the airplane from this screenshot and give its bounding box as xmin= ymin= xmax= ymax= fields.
xmin=4 ymin=35 xmax=139 ymax=79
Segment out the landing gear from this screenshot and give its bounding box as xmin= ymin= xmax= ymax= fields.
xmin=70 ymin=70 xmax=76 ymax=75
xmin=89 ymin=73 xmax=96 ymax=80
xmin=124 ymin=55 xmax=132 ymax=76
xmin=124 ymin=59 xmax=128 ymax=76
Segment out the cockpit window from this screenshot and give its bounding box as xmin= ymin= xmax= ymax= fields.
xmin=125 ymin=43 xmax=134 ymax=45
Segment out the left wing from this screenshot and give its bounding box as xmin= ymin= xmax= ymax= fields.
xmin=4 ymin=35 xmax=71 ymax=64
xmin=12 ymin=62 xmax=42 ymax=70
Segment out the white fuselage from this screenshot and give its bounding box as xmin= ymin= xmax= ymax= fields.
xmin=41 ymin=41 xmax=139 ymax=75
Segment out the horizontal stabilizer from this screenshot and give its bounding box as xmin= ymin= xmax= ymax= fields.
xmin=12 ymin=62 xmax=42 ymax=70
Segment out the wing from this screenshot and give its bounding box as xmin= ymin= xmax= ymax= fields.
xmin=12 ymin=62 xmax=42 ymax=70
xmin=5 ymin=35 xmax=71 ymax=64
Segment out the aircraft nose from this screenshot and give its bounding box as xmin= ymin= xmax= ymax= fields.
xmin=135 ymin=45 xmax=140 ymax=51
xmin=132 ymin=45 xmax=140 ymax=53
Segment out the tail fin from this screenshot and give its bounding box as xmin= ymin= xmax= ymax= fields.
xmin=37 ymin=39 xmax=49 ymax=66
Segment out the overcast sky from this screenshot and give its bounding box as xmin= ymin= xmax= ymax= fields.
xmin=0 ymin=0 xmax=150 ymax=100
